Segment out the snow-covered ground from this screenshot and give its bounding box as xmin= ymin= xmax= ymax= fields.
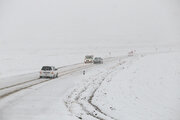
xmin=0 ymin=54 xmax=122 ymax=120
xmin=63 ymin=51 xmax=180 ymax=120
xmin=92 ymin=52 xmax=180 ymax=120
xmin=0 ymin=49 xmax=179 ymax=120
xmin=0 ymin=0 xmax=180 ymax=119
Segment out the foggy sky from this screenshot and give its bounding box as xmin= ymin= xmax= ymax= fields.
xmin=0 ymin=0 xmax=180 ymax=48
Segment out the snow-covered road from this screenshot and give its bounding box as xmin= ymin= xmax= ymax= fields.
xmin=0 ymin=56 xmax=126 ymax=120
xmin=0 ymin=57 xmax=119 ymax=99
xmin=0 ymin=62 xmax=90 ymax=99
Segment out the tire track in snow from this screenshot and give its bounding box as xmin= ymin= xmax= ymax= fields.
xmin=64 ymin=60 xmax=128 ymax=120
xmin=88 ymin=80 xmax=118 ymax=120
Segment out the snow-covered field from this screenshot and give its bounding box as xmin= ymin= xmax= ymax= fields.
xmin=63 ymin=51 xmax=180 ymax=120
xmin=0 ymin=47 xmax=179 ymax=120
xmin=92 ymin=52 xmax=180 ymax=120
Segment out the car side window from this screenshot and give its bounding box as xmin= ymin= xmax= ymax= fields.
xmin=53 ymin=67 xmax=55 ymax=70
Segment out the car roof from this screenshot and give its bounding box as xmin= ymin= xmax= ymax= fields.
xmin=85 ymin=55 xmax=93 ymax=56
xmin=42 ymin=66 xmax=54 ymax=67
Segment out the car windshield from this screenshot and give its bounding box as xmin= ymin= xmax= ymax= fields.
xmin=95 ymin=57 xmax=100 ymax=60
xmin=85 ymin=56 xmax=93 ymax=59
xmin=41 ymin=66 xmax=52 ymax=71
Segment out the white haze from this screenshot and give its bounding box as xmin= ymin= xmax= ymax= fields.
xmin=0 ymin=0 xmax=180 ymax=49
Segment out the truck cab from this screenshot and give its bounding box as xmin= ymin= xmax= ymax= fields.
xmin=84 ymin=55 xmax=94 ymax=63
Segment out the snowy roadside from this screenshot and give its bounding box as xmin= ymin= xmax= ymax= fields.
xmin=64 ymin=52 xmax=180 ymax=120
xmin=92 ymin=52 xmax=180 ymax=120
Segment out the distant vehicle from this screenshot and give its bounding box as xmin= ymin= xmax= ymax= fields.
xmin=40 ymin=66 xmax=58 ymax=78
xmin=93 ymin=57 xmax=103 ymax=64
xmin=84 ymin=55 xmax=94 ymax=63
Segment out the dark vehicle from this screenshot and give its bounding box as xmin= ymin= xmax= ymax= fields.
xmin=93 ymin=57 xmax=103 ymax=64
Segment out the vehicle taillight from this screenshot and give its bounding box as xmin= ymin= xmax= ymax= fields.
xmin=40 ymin=71 xmax=42 ymax=74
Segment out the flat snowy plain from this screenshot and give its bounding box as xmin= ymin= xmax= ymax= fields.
xmin=0 ymin=44 xmax=179 ymax=120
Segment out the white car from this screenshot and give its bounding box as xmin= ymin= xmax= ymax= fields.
xmin=84 ymin=55 xmax=94 ymax=63
xmin=40 ymin=66 xmax=58 ymax=78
